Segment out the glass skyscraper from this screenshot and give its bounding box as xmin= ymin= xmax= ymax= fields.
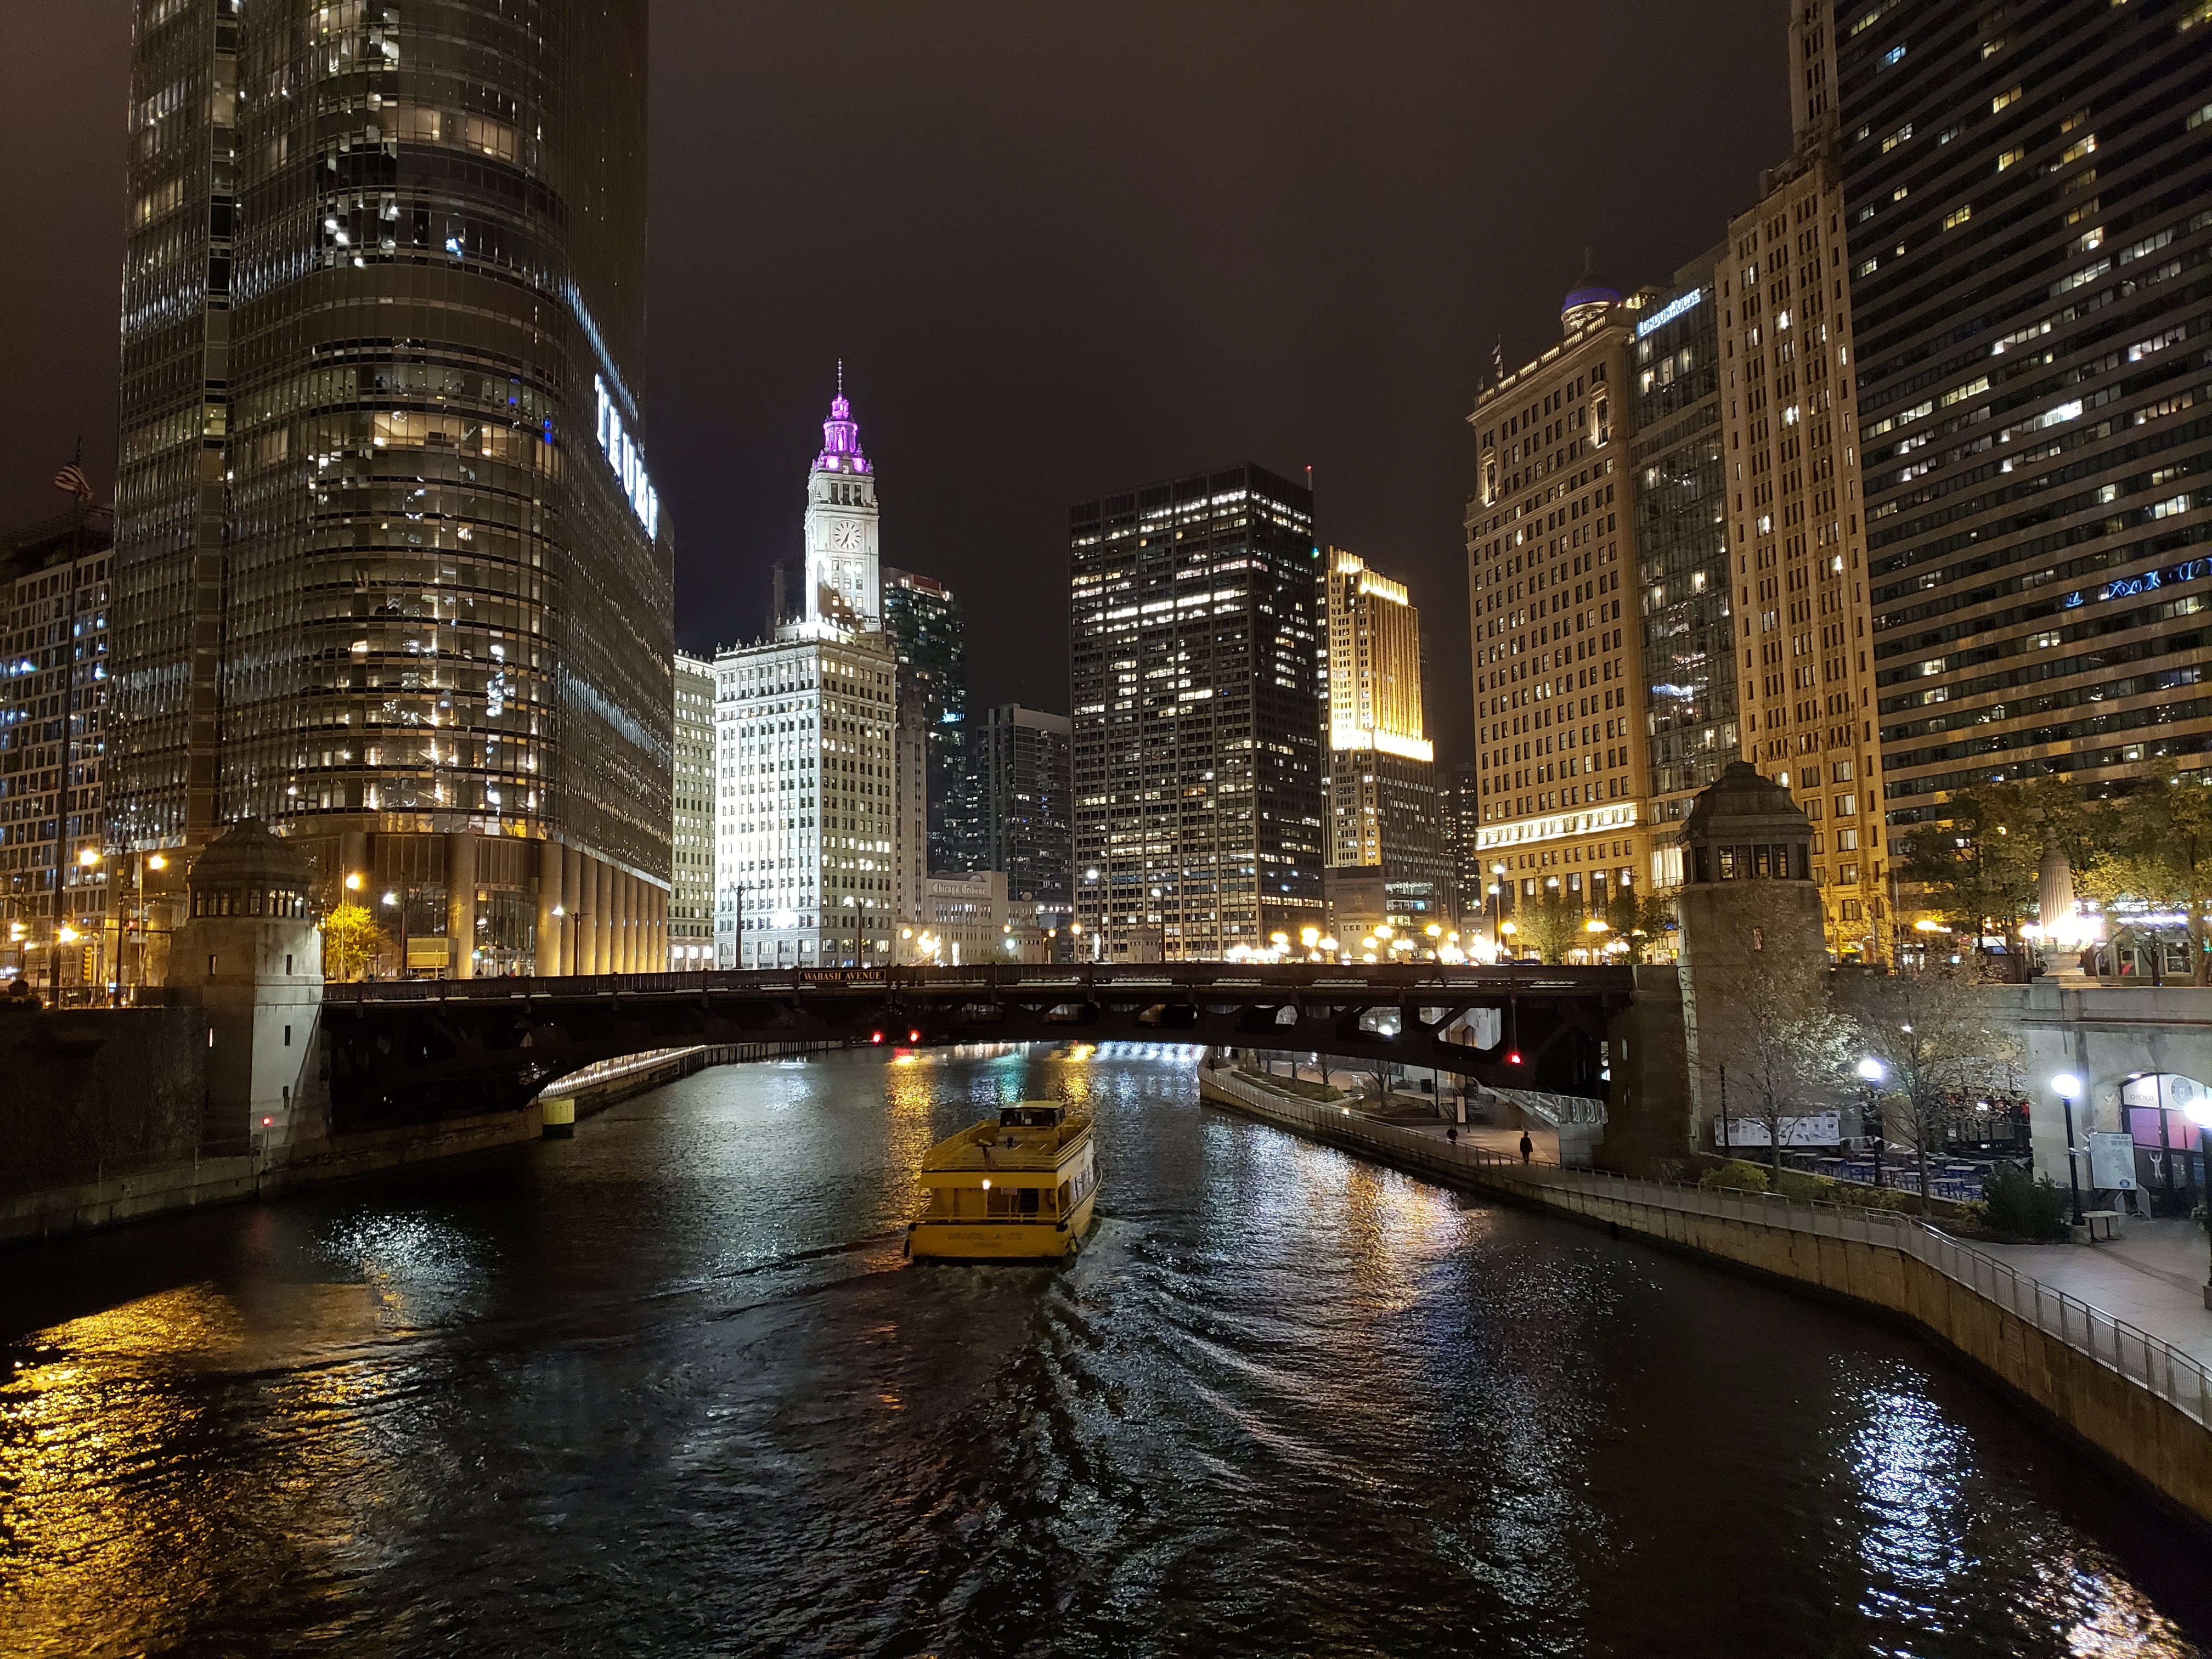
xmin=1827 ymin=0 xmax=2212 ymax=833
xmin=1633 ymin=253 xmax=1739 ymax=822
xmin=974 ymin=703 xmax=1073 ymax=914
xmin=1069 ymin=464 xmax=1326 ymax=960
xmin=114 ymin=0 xmax=671 ymax=979
xmin=880 ymin=567 xmax=977 ymax=872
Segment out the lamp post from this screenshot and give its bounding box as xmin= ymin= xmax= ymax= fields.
xmin=2052 ymin=1071 xmax=2086 ymax=1226
xmin=1855 ymin=1056 xmax=1888 ymax=1188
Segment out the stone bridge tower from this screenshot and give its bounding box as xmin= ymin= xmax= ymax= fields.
xmin=1674 ymin=761 xmax=1827 ymax=1150
xmin=169 ymin=821 xmax=325 ymax=1153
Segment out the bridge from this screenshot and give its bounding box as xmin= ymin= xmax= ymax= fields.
xmin=318 ymin=962 xmax=1639 ymax=1128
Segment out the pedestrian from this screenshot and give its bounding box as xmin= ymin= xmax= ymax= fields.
xmin=1519 ymin=1130 xmax=1533 ymax=1164
xmin=1446 ymin=1127 xmax=1458 ymax=1146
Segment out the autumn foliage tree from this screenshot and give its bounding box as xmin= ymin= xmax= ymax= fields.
xmin=320 ymin=901 xmax=383 ymax=981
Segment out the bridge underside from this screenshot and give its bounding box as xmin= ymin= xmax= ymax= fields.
xmin=319 ymin=967 xmax=1632 ymax=1130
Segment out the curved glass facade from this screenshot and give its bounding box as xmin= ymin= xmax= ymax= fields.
xmin=114 ymin=0 xmax=670 ymax=977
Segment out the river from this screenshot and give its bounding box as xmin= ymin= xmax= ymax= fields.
xmin=2 ymin=1045 xmax=2208 ymax=1657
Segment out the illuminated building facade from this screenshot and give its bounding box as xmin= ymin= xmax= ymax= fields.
xmin=1715 ymin=27 xmax=1885 ymax=961
xmin=1826 ymin=0 xmax=2212 ymax=842
xmin=1069 ymin=464 xmax=1325 ymax=960
xmin=1322 ymin=547 xmax=1453 ymax=935
xmin=672 ymin=652 xmax=715 ymax=967
xmin=1468 ymin=281 xmax=1657 ymax=922
xmin=111 ymin=0 xmax=673 ymax=977
xmin=2 ymin=506 xmax=113 ymax=991
xmin=881 ymin=567 xmax=978 ymax=873
xmin=715 ymin=390 xmax=898 ymax=970
xmin=975 ymin=703 xmax=1073 ymax=915
xmin=1633 ymin=254 xmax=1741 ymax=845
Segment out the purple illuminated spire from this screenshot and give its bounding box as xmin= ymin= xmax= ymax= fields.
xmin=815 ymin=362 xmax=870 ymax=473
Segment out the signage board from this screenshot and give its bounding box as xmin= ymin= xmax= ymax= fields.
xmin=1714 ymin=1111 xmax=1841 ymax=1148
xmin=2086 ymin=1130 xmax=2140 ymax=1191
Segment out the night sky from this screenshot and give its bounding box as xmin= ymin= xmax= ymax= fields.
xmin=1 ymin=1 xmax=1789 ymax=763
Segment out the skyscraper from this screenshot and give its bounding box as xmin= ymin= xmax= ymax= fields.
xmin=1069 ymin=464 xmax=1325 ymax=960
xmin=2 ymin=503 xmax=114 ymax=992
xmin=1632 ymin=253 xmax=1740 ymax=840
xmin=1825 ymin=0 xmax=2212 ymax=847
xmin=975 ymin=703 xmax=1073 ymax=917
xmin=1321 ymin=548 xmax=1453 ymax=936
xmin=1713 ymin=24 xmax=1884 ymax=961
xmin=1469 ymin=281 xmax=1654 ymax=924
xmin=879 ymin=567 xmax=975 ymax=872
xmin=671 ymin=653 xmax=715 ymax=967
xmin=714 ymin=390 xmax=899 ymax=970
xmin=113 ymin=0 xmax=672 ymax=979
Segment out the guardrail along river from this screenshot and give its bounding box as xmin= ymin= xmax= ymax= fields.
xmin=3 ymin=1047 xmax=2208 ymax=1656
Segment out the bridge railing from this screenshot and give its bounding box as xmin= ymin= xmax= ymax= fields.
xmin=321 ymin=960 xmax=1637 ymax=1005
xmin=1203 ymin=1068 xmax=2212 ymax=1431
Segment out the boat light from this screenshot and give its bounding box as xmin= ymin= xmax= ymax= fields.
xmin=981 ymin=1178 xmax=991 ymax=1190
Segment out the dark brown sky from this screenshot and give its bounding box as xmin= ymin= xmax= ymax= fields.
xmin=0 ymin=1 xmax=1790 ymax=763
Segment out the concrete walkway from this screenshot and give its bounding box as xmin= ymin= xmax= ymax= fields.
xmin=1954 ymin=1220 xmax=2212 ymax=1369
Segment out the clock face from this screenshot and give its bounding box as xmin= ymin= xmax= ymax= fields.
xmin=830 ymin=520 xmax=860 ymax=553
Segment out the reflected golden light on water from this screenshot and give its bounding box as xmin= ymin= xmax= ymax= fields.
xmin=0 ymin=1282 xmax=409 ymax=1654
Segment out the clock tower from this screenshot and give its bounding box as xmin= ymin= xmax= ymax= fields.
xmin=803 ymin=373 xmax=881 ymax=631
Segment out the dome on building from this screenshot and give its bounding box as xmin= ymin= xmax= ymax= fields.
xmin=186 ymin=819 xmax=314 ymax=919
xmin=1677 ymin=761 xmax=1814 ymax=884
xmin=1560 ymin=250 xmax=1624 ymax=335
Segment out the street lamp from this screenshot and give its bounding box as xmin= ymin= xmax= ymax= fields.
xmin=2052 ymin=1071 xmax=2086 ymax=1226
xmin=1855 ymin=1056 xmax=1888 ymax=1188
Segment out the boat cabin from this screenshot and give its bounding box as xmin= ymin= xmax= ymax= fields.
xmin=1000 ymin=1104 xmax=1065 ymax=1130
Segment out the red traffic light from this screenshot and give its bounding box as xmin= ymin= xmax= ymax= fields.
xmin=1506 ymin=1051 xmax=1523 ymax=1066
xmin=907 ymin=1028 xmax=921 ymax=1042
xmin=871 ymin=1030 xmax=883 ymax=1044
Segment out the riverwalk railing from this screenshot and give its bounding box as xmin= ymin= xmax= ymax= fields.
xmin=1202 ymin=1067 xmax=2212 ymax=1431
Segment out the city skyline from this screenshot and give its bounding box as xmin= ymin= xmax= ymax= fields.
xmin=0 ymin=2 xmax=1795 ymax=763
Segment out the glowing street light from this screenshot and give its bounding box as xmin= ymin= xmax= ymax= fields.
xmin=1855 ymin=1057 xmax=1889 ymax=1188
xmin=2051 ymin=1072 xmax=2086 ymax=1224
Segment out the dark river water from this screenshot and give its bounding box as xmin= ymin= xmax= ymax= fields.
xmin=3 ymin=1046 xmax=2209 ymax=1657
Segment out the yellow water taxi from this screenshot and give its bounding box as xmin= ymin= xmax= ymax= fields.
xmin=908 ymin=1101 xmax=1098 ymax=1260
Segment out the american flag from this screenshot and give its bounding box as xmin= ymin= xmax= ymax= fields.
xmin=52 ymin=464 xmax=93 ymax=502
xmin=1492 ymin=337 xmax=1505 ymax=379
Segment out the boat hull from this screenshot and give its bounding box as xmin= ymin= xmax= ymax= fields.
xmin=909 ymin=1191 xmax=1098 ymax=1261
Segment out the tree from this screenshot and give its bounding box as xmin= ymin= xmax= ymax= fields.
xmin=1725 ymin=1000 xmax=1859 ymax=1174
xmin=2078 ymin=771 xmax=2212 ymax=984
xmin=1841 ymin=964 xmax=2023 ymax=1211
xmin=1521 ymin=880 xmax=1585 ymax=965
xmin=1606 ymin=887 xmax=1678 ymax=965
xmin=321 ymin=902 xmax=383 ymax=981
xmin=1898 ymin=777 xmax=2082 ymax=952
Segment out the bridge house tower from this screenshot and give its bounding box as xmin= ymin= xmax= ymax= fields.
xmin=169 ymin=820 xmax=325 ymax=1152
xmin=1672 ymin=761 xmax=1828 ymax=1152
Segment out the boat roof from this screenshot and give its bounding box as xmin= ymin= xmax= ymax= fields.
xmin=922 ymin=1105 xmax=1090 ymax=1172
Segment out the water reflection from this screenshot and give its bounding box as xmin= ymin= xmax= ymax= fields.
xmin=0 ymin=1047 xmax=2204 ymax=1657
